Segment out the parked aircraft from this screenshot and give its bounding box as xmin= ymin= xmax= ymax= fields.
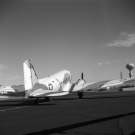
xmin=0 ymin=85 xmax=25 ymax=97
xmin=23 ymin=60 xmax=92 ymax=104
xmin=1 ymin=60 xmax=134 ymax=104
xmin=23 ymin=60 xmax=135 ymax=103
xmin=0 ymin=60 xmax=92 ymax=103
xmin=100 ymin=79 xmax=123 ymax=89
xmin=81 ymin=77 xmax=135 ymax=92
xmin=0 ymin=86 xmax=15 ymax=94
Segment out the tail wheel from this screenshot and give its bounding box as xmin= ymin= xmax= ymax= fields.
xmin=78 ymin=91 xmax=83 ymax=99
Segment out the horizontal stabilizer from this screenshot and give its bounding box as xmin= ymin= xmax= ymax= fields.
xmin=31 ymin=89 xmax=69 ymax=97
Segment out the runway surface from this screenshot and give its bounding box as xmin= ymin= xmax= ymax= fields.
xmin=0 ymin=91 xmax=135 ymax=135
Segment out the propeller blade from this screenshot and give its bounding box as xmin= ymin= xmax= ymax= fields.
xmin=81 ymin=72 xmax=83 ymax=80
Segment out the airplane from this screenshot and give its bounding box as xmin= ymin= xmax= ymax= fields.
xmin=23 ymin=60 xmax=91 ymax=104
xmin=0 ymin=85 xmax=25 ymax=97
xmin=0 ymin=60 xmax=91 ymax=103
xmin=1 ymin=60 xmax=134 ymax=104
xmin=100 ymin=79 xmax=124 ymax=90
xmin=81 ymin=77 xmax=135 ymax=92
xmin=23 ymin=60 xmax=135 ymax=104
xmin=0 ymin=86 xmax=16 ymax=94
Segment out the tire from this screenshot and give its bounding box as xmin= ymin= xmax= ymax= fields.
xmin=78 ymin=91 xmax=83 ymax=99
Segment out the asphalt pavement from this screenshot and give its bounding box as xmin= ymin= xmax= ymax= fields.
xmin=0 ymin=91 xmax=135 ymax=135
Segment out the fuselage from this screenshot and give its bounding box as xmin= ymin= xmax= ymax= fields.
xmin=38 ymin=70 xmax=72 ymax=92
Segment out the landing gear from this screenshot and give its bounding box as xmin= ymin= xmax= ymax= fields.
xmin=34 ymin=97 xmax=52 ymax=105
xmin=44 ymin=97 xmax=52 ymax=102
xmin=35 ymin=98 xmax=39 ymax=105
xmin=78 ymin=91 xmax=83 ymax=99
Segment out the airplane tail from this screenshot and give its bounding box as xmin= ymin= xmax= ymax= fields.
xmin=23 ymin=60 xmax=39 ymax=97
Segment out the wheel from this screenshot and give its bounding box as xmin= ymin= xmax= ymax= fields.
xmin=35 ymin=98 xmax=39 ymax=105
xmin=44 ymin=97 xmax=52 ymax=102
xmin=78 ymin=91 xmax=83 ymax=99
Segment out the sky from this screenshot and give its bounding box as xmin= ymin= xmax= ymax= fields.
xmin=0 ymin=0 xmax=135 ymax=86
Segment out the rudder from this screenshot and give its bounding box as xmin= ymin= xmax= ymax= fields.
xmin=23 ymin=60 xmax=39 ymax=97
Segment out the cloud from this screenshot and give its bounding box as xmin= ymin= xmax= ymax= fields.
xmin=97 ymin=62 xmax=109 ymax=66
xmin=105 ymin=32 xmax=135 ymax=47
xmin=97 ymin=62 xmax=103 ymax=65
xmin=96 ymin=59 xmax=128 ymax=66
xmin=97 ymin=61 xmax=112 ymax=66
xmin=0 ymin=64 xmax=8 ymax=70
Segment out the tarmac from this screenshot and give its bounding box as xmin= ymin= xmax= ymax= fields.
xmin=0 ymin=91 xmax=135 ymax=135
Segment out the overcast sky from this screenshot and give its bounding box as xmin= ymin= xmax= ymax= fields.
xmin=0 ymin=0 xmax=135 ymax=86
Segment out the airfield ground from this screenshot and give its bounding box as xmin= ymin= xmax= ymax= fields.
xmin=0 ymin=91 xmax=135 ymax=135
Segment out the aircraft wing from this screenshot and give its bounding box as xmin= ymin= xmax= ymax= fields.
xmin=101 ymin=79 xmax=124 ymax=89
xmin=73 ymin=79 xmax=132 ymax=92
xmin=30 ymin=89 xmax=69 ymax=97
xmin=116 ymin=78 xmax=135 ymax=88
xmin=70 ymin=80 xmax=112 ymax=92
xmin=70 ymin=78 xmax=135 ymax=92
xmin=82 ymin=81 xmax=110 ymax=91
xmin=73 ymin=80 xmax=111 ymax=91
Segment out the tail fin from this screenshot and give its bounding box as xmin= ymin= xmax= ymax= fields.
xmin=23 ymin=60 xmax=39 ymax=97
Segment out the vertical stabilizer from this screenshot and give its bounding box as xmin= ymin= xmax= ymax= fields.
xmin=23 ymin=60 xmax=39 ymax=97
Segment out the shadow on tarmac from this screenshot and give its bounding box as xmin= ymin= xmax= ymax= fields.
xmin=0 ymin=94 xmax=135 ymax=106
xmin=131 ymin=132 xmax=135 ymax=135
xmin=0 ymin=99 xmax=56 ymax=106
xmin=24 ymin=111 xmax=135 ymax=135
xmin=53 ymin=94 xmax=135 ymax=101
